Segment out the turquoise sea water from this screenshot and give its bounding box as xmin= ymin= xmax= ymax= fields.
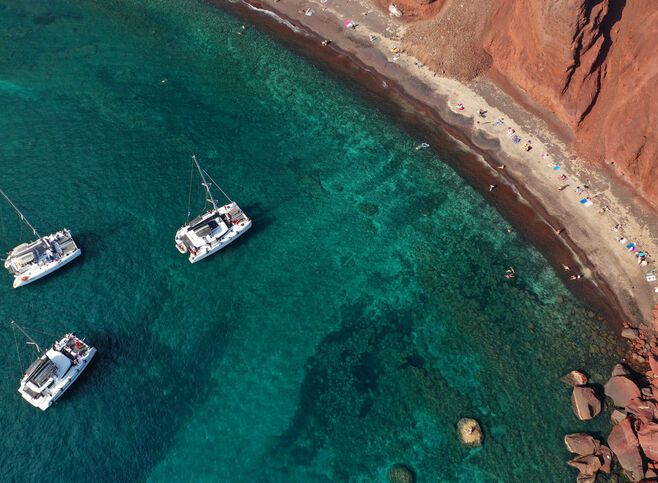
xmin=0 ymin=1 xmax=622 ymax=481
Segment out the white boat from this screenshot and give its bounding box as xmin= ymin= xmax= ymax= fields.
xmin=175 ymin=155 xmax=252 ymax=263
xmin=1 ymin=189 xmax=81 ymax=288
xmin=13 ymin=322 xmax=96 ymax=411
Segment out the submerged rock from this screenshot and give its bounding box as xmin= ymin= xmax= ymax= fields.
xmin=571 ymin=386 xmax=602 ymax=420
xmin=607 ymin=418 xmax=644 ymax=481
xmin=561 ymin=370 xmax=589 ymax=386
xmin=457 ymin=418 xmax=483 ymax=447
xmin=388 ymin=463 xmax=415 ymax=483
xmin=604 ymin=376 xmax=641 ymax=408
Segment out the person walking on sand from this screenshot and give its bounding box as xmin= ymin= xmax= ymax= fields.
xmin=489 ymin=184 xmax=497 ymax=192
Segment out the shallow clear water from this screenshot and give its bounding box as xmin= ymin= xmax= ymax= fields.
xmin=0 ymin=1 xmax=620 ymax=481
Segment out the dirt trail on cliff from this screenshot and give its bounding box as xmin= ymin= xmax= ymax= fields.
xmin=401 ymin=0 xmax=657 ymax=209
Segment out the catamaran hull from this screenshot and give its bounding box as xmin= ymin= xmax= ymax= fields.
xmin=12 ymin=248 xmax=82 ymax=288
xmin=189 ymin=220 xmax=252 ymax=263
xmin=19 ymin=347 xmax=96 ymax=411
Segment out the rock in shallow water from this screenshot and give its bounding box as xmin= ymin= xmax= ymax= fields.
xmin=622 ymin=328 xmax=640 ymax=340
xmin=457 ymin=418 xmax=483 ymax=447
xmin=561 ymin=370 xmax=589 ymax=386
xmin=566 ymin=454 xmax=601 ymax=476
xmin=604 ymin=376 xmax=641 ymax=408
xmin=388 ymin=463 xmax=415 ymax=483
xmin=564 ymin=433 xmax=600 ymax=455
xmin=571 ymin=386 xmax=602 ymax=420
xmin=612 ymin=363 xmax=632 ymax=377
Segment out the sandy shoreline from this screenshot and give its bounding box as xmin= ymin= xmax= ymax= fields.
xmin=206 ymin=0 xmax=658 ymax=331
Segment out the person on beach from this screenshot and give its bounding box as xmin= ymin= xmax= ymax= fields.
xmin=489 ymin=184 xmax=497 ymax=191
xmin=562 ymin=264 xmax=571 ymax=271
xmin=569 ymin=274 xmax=583 ymax=281
xmin=575 ymin=186 xmax=583 ymax=194
xmin=321 ymin=39 xmax=330 ymax=46
xmin=497 ymin=165 xmax=505 ymax=170
xmin=555 ymin=227 xmax=564 ymax=235
xmin=558 ymin=184 xmax=569 ymax=191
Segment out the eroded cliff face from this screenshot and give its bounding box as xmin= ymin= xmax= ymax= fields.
xmin=402 ymin=0 xmax=657 ymax=207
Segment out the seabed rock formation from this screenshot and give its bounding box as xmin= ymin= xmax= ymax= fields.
xmin=388 ymin=463 xmax=416 ymax=483
xmin=456 ymin=418 xmax=483 ymax=447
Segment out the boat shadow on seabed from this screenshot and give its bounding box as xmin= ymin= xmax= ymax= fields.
xmin=236 ymin=202 xmax=274 ymax=240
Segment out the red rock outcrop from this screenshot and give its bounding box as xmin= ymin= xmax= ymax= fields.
xmin=482 ymin=0 xmax=658 ymax=208
xmin=636 ymin=421 xmax=658 ymax=462
xmin=605 ymin=375 xmax=642 ymax=408
xmin=402 ymin=0 xmax=658 ymax=208
xmin=607 ymin=417 xmax=645 ymax=481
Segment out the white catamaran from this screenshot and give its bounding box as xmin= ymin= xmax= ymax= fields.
xmin=175 ymin=155 xmax=252 ymax=263
xmin=1 ymin=189 xmax=81 ymax=288
xmin=12 ymin=322 xmax=96 ymax=411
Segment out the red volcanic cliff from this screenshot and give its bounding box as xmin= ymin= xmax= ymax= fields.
xmin=401 ymin=0 xmax=658 ymax=207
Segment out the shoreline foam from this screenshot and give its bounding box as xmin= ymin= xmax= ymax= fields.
xmin=206 ymin=0 xmax=658 ymax=331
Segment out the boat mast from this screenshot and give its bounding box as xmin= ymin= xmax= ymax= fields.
xmin=202 ymin=169 xmax=232 ymax=203
xmin=10 ymin=321 xmax=42 ymax=353
xmin=192 ymin=155 xmax=218 ymax=211
xmin=0 ymin=188 xmax=43 ymax=241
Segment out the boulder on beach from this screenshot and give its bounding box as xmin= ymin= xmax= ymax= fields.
xmin=457 ymin=418 xmax=483 ymax=447
xmin=637 ymin=421 xmax=658 ymax=462
xmin=561 ymin=370 xmax=589 ymax=386
xmin=612 ymin=363 xmax=632 ymax=377
xmin=605 ymin=376 xmax=641 ymax=408
xmin=564 ymin=433 xmax=600 ymax=455
xmin=607 ymin=417 xmax=644 ymax=481
xmin=571 ymin=386 xmax=602 ymax=420
xmin=388 ymin=463 xmax=416 ymax=483
xmin=622 ymin=328 xmax=640 ymax=340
